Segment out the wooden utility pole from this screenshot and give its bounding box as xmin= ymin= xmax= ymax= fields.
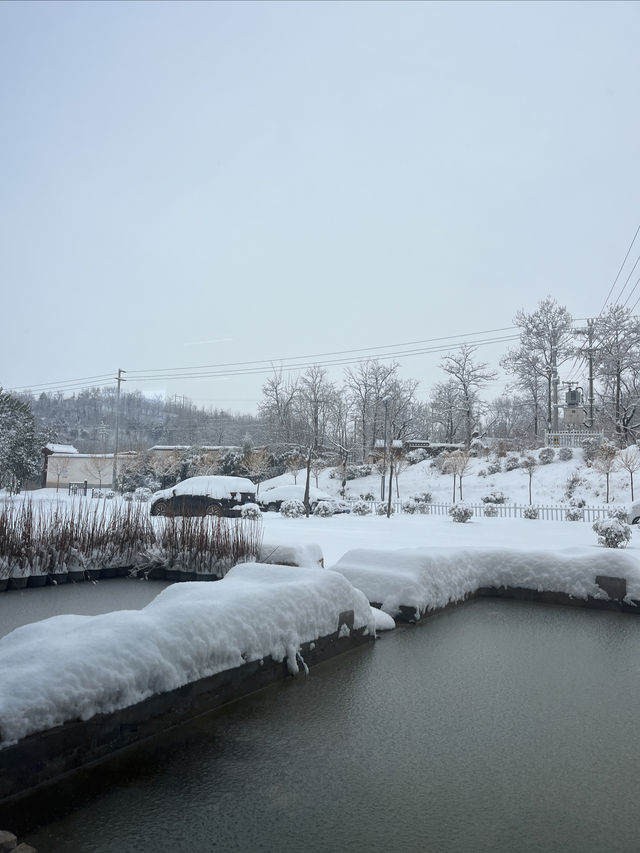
xmin=112 ymin=368 xmax=126 ymax=489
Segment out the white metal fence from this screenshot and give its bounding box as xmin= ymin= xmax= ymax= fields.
xmin=349 ymin=500 xmax=614 ymax=522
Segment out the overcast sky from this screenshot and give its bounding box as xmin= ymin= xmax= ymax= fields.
xmin=1 ymin=0 xmax=639 ymax=412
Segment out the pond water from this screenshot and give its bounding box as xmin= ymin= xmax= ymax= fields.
xmin=20 ymin=598 xmax=640 ymax=853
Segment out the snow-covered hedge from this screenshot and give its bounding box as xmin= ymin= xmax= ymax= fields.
xmin=593 ymin=518 xmax=632 ymax=549
xmin=487 ymin=461 xmax=502 ymax=475
xmin=566 ymin=507 xmax=584 ymax=522
xmin=350 ymin=500 xmax=371 ymax=516
xmin=523 ymin=506 xmax=539 ymax=520
xmin=483 ymin=504 xmax=499 ymax=517
xmin=558 ymin=447 xmax=573 ymax=461
xmin=504 ymin=456 xmax=520 ymax=472
xmin=240 ymin=503 xmax=262 ymax=520
xmin=481 ymin=491 xmax=507 ymax=504
xmin=280 ymin=500 xmax=306 ymax=518
xmin=449 ymin=503 xmax=473 ymax=523
xmin=607 ymin=506 xmax=628 ymax=523
xmin=375 ymin=503 xmax=394 ymax=516
xmin=313 ymin=501 xmax=335 ymax=518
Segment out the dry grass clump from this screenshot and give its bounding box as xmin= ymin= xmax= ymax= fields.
xmin=0 ymin=500 xmax=262 ymax=580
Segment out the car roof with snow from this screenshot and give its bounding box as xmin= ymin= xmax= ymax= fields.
xmin=152 ymin=476 xmax=256 ymax=501
xmin=259 ymin=485 xmax=335 ymax=502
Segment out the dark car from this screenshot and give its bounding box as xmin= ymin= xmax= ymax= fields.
xmin=149 ymin=475 xmax=257 ymax=518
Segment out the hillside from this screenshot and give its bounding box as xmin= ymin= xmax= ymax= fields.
xmin=262 ymin=449 xmax=637 ymax=509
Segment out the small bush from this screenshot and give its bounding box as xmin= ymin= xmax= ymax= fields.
xmin=481 ymin=491 xmax=507 ymax=504
xmin=449 ymin=503 xmax=473 ymax=523
xmin=402 ymin=500 xmax=418 ymax=514
xmin=375 ymin=503 xmax=394 ymax=516
xmin=607 ymin=506 xmax=628 ymax=522
xmin=345 ymin=464 xmax=372 ymax=480
xmin=566 ymin=507 xmax=584 ymax=522
xmin=360 ymin=492 xmax=375 ymax=501
xmin=414 ymin=501 xmax=431 ymax=515
xmin=413 ymin=492 xmax=433 ymax=504
xmin=523 ymin=506 xmax=539 ymax=520
xmin=105 ymin=490 xmax=115 ymax=500
xmin=407 ymin=449 xmax=429 ymax=465
xmin=564 ymin=472 xmax=584 ymax=500
xmin=593 ymin=518 xmax=632 ymax=548
xmin=469 ymin=439 xmax=490 ymax=458
xmin=478 ymin=469 xmax=487 ymax=478
xmin=582 ymin=437 xmax=600 ymax=466
xmin=538 ymin=448 xmax=555 ymax=465
xmin=558 ymin=447 xmax=573 ymax=461
xmin=487 ymin=461 xmax=502 ymax=475
xmin=483 ymin=504 xmax=499 ymax=517
xmin=351 ymin=500 xmax=371 ymax=516
xmin=134 ymin=487 xmax=153 ymax=502
xmin=280 ymin=499 xmax=306 ymax=518
xmin=313 ymin=501 xmax=335 ymax=518
xmin=240 ymin=503 xmax=262 ymax=520
xmin=504 ymin=456 xmax=521 ymax=472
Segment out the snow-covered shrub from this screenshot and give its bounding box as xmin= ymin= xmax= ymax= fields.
xmin=92 ymin=489 xmax=104 ymax=499
xmin=582 ymin=437 xmax=600 ymax=466
xmin=469 ymin=440 xmax=490 ymax=458
xmin=481 ymin=491 xmax=507 ymax=504
xmin=313 ymin=501 xmax=335 ymax=518
xmin=483 ymin=504 xmax=499 ymax=517
xmin=593 ymin=518 xmax=632 ymax=549
xmin=413 ymin=491 xmax=432 ymax=504
xmin=564 ymin=472 xmax=584 ymax=500
xmin=359 ymin=492 xmax=375 ymax=501
xmin=407 ymin=448 xmax=429 ymax=465
xmin=487 ymin=460 xmax=502 ymax=475
xmin=558 ymin=447 xmax=573 ymax=461
xmin=350 ymin=500 xmax=371 ymax=516
xmin=504 ymin=456 xmax=521 ymax=472
xmin=240 ymin=503 xmax=262 ymax=520
xmin=565 ymin=507 xmax=584 ymax=522
xmin=449 ymin=503 xmax=473 ymax=523
xmin=280 ymin=499 xmax=305 ymax=518
xmin=402 ymin=500 xmax=418 ymax=514
xmin=538 ymin=447 xmax=555 ymax=465
xmin=414 ymin=501 xmax=431 ymax=515
xmin=375 ymin=502 xmax=394 ymax=516
xmin=607 ymin=506 xmax=628 ymax=523
xmin=134 ymin=487 xmax=153 ymax=502
xmin=523 ymin=506 xmax=539 ymax=520
xmin=570 ymin=497 xmax=586 ymax=508
xmin=345 ymin=464 xmax=372 ymax=480
xmin=477 ymin=469 xmax=487 ymax=478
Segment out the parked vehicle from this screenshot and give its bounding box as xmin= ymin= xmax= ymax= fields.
xmin=150 ymin=476 xmax=256 ymax=518
xmin=257 ymin=484 xmax=350 ymax=514
xmin=628 ymin=502 xmax=640 ymax=525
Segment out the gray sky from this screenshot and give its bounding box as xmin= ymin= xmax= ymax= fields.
xmin=1 ymin=0 xmax=639 ymax=412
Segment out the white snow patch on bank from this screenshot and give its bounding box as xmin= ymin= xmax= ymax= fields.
xmin=331 ymin=547 xmax=640 ymax=618
xmin=0 ymin=563 xmax=374 ymax=747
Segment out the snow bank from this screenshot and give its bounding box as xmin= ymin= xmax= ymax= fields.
xmin=331 ymin=546 xmax=640 ymax=618
xmin=0 ymin=563 xmax=374 ymax=747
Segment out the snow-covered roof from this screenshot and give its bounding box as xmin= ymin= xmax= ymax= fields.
xmin=45 ymin=444 xmax=78 ymax=455
xmin=152 ymin=475 xmax=256 ymax=501
xmin=0 ymin=563 xmax=374 ymax=746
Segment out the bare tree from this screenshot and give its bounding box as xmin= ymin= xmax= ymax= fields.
xmin=441 ymin=345 xmax=497 ymax=446
xmin=49 ymin=455 xmax=70 ymax=492
xmin=592 ymin=442 xmax=619 ymax=503
xmin=448 ymin=449 xmax=472 ymax=500
xmin=84 ymin=454 xmax=112 ymax=488
xmin=618 ymin=446 xmax=640 ymax=501
xmin=520 ymin=455 xmax=538 ymax=505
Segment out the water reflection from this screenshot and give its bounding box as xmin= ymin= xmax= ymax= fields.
xmin=23 ymin=600 xmax=640 ymax=853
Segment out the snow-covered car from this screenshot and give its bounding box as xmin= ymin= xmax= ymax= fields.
xmin=150 ymin=476 xmax=257 ymax=518
xmin=628 ymin=502 xmax=640 ymax=525
xmin=258 ymin=485 xmax=350 ymax=514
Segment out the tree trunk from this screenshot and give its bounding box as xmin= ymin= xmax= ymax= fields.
xmin=452 ymin=473 xmax=456 ymax=502
xmin=303 ymin=449 xmax=312 ymax=517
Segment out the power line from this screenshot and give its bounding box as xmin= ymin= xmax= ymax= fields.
xmin=600 ymin=223 xmax=640 ymax=314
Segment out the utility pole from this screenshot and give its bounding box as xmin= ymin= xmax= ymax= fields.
xmin=551 ymin=346 xmax=559 ymax=431
xmin=112 ymin=368 xmax=126 ymax=490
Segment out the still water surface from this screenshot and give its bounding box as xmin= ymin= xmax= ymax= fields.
xmin=21 ymin=598 xmax=640 ymax=853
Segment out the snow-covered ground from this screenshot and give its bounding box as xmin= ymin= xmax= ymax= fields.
xmin=260 ymin=447 xmax=635 ymax=508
